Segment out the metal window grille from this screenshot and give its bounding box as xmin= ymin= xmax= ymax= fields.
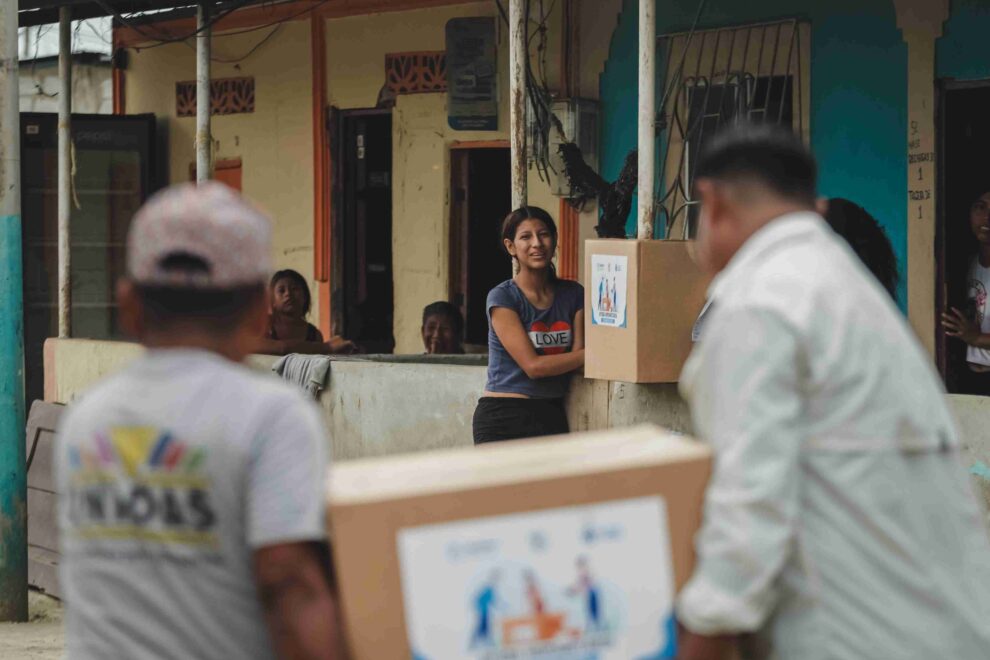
xmin=656 ymin=19 xmax=808 ymax=238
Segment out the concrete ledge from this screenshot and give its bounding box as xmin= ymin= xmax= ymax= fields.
xmin=42 ymin=339 xmax=693 ymax=461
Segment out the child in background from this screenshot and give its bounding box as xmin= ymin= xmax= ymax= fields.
xmin=422 ymin=301 xmax=465 ymax=354
xmin=258 ymin=268 xmax=356 ymax=355
xmin=473 ymin=206 xmax=585 ymax=444
xmin=56 ymin=183 xmax=345 ymax=659
xmin=943 ymin=190 xmax=990 ymax=392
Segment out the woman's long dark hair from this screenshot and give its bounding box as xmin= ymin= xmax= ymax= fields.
xmin=270 ymin=269 xmax=312 ymax=316
xmin=824 ymin=198 xmax=899 ymax=299
xmin=500 ymin=206 xmax=559 ymax=280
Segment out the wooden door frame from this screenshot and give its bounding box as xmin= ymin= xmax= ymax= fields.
xmin=331 ymin=107 xmax=393 ymax=342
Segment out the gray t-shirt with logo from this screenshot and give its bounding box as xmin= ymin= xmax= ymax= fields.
xmin=56 ymin=349 xmax=329 ymax=660
xmin=485 ymin=278 xmax=584 ymax=398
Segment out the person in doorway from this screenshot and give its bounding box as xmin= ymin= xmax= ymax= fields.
xmin=472 ymin=207 xmax=585 ymax=444
xmin=55 ymin=182 xmax=346 ymax=659
xmin=942 ymin=190 xmax=990 ymax=392
xmin=422 ymin=301 xmax=465 ymax=354
xmin=821 ymin=197 xmax=899 ymax=299
xmin=676 ymin=124 xmax=990 ymax=660
xmin=257 ymin=268 xmax=356 ymax=355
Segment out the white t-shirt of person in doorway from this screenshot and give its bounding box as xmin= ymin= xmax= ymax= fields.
xmin=966 ymin=257 xmax=990 ymax=368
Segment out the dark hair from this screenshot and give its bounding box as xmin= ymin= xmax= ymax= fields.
xmin=824 ymin=198 xmax=899 ymax=299
xmin=270 ymin=269 xmax=312 ymax=316
xmin=500 ymin=206 xmax=558 ymax=279
xmin=136 ymin=285 xmax=266 ymax=334
xmin=422 ymin=301 xmax=464 ymax=336
xmin=695 ymin=122 xmax=817 ymax=205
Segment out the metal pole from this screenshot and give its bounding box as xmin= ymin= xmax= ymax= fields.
xmin=196 ymin=3 xmax=212 ymax=183
xmin=58 ymin=7 xmax=72 ymax=337
xmin=637 ymin=0 xmax=656 ymax=239
xmin=0 ymin=0 xmax=28 ymax=623
xmin=509 ymin=0 xmax=527 ymax=209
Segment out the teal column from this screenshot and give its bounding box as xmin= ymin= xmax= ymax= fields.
xmin=0 ymin=0 xmax=27 ymax=622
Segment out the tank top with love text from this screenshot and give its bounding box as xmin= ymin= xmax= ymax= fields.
xmin=485 ymin=278 xmax=584 ymax=398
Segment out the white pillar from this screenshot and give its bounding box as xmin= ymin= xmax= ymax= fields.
xmin=196 ymin=3 xmax=212 ymax=183
xmin=58 ymin=7 xmax=72 ymax=337
xmin=509 ymin=0 xmax=527 ymax=209
xmin=637 ymin=0 xmax=655 ymax=239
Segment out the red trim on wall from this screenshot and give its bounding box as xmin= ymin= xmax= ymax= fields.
xmin=311 ymin=15 xmax=331 ymax=339
xmin=112 ymin=27 xmax=125 ymax=114
xmin=559 ymin=199 xmax=579 ymax=281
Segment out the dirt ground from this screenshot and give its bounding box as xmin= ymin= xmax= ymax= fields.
xmin=0 ymin=590 xmax=64 ymax=660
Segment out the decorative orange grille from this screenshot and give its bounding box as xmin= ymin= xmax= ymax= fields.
xmin=385 ymin=51 xmax=447 ymax=95
xmin=176 ymin=77 xmax=255 ymax=117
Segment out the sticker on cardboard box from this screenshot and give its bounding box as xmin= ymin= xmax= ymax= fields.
xmin=397 ymin=496 xmax=676 ymax=660
xmin=590 ymin=255 xmax=628 ymax=328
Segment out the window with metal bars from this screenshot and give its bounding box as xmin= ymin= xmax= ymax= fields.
xmin=655 ymin=19 xmax=810 ymax=239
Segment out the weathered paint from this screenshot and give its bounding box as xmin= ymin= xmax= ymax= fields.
xmin=0 ymin=0 xmax=27 ymax=620
xmin=637 ymin=0 xmax=655 ymax=239
xmin=509 ymin=0 xmax=527 ymax=209
xmin=600 ymin=0 xmax=908 ymax=307
xmin=125 ymin=20 xmax=317 ymax=314
xmin=195 ymin=3 xmax=213 ymax=183
xmin=893 ymin=0 xmax=948 ymax=356
xmin=57 ymin=7 xmax=71 ymax=339
xmin=0 ymin=216 xmax=26 ymax=623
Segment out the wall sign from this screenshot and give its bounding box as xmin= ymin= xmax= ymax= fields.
xmin=398 ymin=496 xmax=677 ymax=659
xmin=445 ymin=17 xmax=498 ymax=131
xmin=591 ymin=254 xmax=629 ymax=328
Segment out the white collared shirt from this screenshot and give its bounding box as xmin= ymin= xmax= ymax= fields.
xmin=677 ymin=213 xmax=990 ymax=659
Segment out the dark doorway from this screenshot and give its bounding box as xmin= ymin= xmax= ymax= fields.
xmin=450 ymin=146 xmax=512 ymax=350
xmin=335 ymin=110 xmax=394 ymax=354
xmin=937 ymin=81 xmax=990 ymax=394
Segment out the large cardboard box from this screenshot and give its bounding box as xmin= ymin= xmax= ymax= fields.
xmin=328 ymin=425 xmax=711 ymax=659
xmin=585 ymin=239 xmax=710 ymax=383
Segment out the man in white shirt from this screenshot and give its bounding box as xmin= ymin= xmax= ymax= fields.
xmin=56 ymin=183 xmax=345 ymax=659
xmin=676 ymin=124 xmax=990 ymax=660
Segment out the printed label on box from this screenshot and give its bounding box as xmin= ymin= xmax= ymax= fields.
xmin=397 ymin=496 xmax=676 ymax=660
xmin=590 ymin=255 xmax=628 ymax=328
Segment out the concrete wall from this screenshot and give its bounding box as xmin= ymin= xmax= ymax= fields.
xmin=19 ymin=59 xmax=112 ymax=114
xmin=43 ymin=339 xmax=694 ymax=461
xmin=125 ymin=20 xmax=319 ymax=317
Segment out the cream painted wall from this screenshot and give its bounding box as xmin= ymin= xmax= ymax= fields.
xmin=125 ymin=21 xmax=319 ymax=317
xmin=325 ymin=2 xmax=563 ymax=353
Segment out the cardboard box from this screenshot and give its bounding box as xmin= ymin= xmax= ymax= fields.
xmin=328 ymin=425 xmax=711 ymax=659
xmin=585 ymin=239 xmax=710 ymax=383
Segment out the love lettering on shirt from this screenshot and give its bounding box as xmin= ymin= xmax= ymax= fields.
xmin=528 ymin=321 xmax=572 ymax=355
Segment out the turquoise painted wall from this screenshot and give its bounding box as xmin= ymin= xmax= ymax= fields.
xmin=938 ymin=0 xmax=990 ymax=80
xmin=599 ymin=0 xmax=909 ymax=308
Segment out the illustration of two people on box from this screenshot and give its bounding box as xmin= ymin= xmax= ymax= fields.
xmin=470 ymin=556 xmax=605 ymax=651
xmin=597 ymin=272 xmax=620 ymax=315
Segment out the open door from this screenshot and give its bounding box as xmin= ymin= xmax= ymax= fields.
xmin=335 ymin=109 xmax=394 ymax=354
xmin=449 ymin=145 xmax=512 ymax=350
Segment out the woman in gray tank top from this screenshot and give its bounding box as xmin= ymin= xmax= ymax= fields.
xmin=473 ymin=206 xmax=585 ymax=444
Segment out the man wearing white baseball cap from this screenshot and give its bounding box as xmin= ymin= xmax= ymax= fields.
xmin=55 ymin=182 xmax=345 ymax=659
